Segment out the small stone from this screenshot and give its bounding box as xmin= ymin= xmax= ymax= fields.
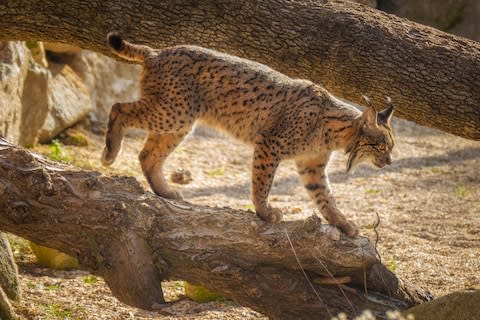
xmin=170 ymin=168 xmax=193 ymax=185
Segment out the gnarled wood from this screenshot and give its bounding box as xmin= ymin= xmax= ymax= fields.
xmin=0 ymin=0 xmax=479 ymax=139
xmin=0 ymin=137 xmax=431 ymax=319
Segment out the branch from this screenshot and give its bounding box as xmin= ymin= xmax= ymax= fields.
xmin=1 ymin=0 xmax=479 ymax=139
xmin=0 ymin=137 xmax=431 ymax=319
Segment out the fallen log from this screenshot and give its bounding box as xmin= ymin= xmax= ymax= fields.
xmin=0 ymin=136 xmax=431 ymax=319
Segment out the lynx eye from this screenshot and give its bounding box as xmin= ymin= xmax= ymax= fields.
xmin=378 ymin=145 xmax=386 ymax=152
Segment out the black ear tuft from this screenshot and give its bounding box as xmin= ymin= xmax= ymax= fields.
xmin=362 ymin=95 xmax=373 ymax=107
xmin=107 ymin=32 xmax=124 ymax=51
xmin=378 ymin=97 xmax=394 ymax=125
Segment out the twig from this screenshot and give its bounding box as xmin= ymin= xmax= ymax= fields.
xmin=284 ymin=229 xmax=333 ymax=318
xmin=312 ymin=249 xmax=356 ymax=313
xmin=373 ymin=211 xmax=382 ymax=263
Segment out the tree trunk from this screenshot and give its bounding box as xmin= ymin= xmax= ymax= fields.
xmin=0 ymin=286 xmax=16 ymax=320
xmin=0 ymin=233 xmax=18 ymax=320
xmin=0 ymin=232 xmax=19 ymax=301
xmin=1 ymin=0 xmax=479 ymax=140
xmin=0 ymin=136 xmax=431 ymax=319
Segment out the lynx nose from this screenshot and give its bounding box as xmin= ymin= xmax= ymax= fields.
xmin=386 ymin=155 xmax=392 ymax=165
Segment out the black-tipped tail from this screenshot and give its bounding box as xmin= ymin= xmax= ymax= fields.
xmin=106 ymin=32 xmax=151 ymax=63
xmin=107 ymin=32 xmax=124 ymax=51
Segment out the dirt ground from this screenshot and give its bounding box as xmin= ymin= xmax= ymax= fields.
xmin=9 ymin=118 xmax=480 ymax=319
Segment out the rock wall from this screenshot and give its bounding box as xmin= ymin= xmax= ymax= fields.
xmin=19 ymin=63 xmax=51 ymax=146
xmin=37 ymin=65 xmax=93 ymax=143
xmin=0 ymin=41 xmax=93 ymax=146
xmin=0 ymin=42 xmax=30 ymax=145
xmin=82 ymin=51 xmax=141 ymax=123
xmin=0 ymin=40 xmax=140 ymax=147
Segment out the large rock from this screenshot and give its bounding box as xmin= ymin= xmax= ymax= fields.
xmin=404 ymin=289 xmax=480 ymax=320
xmin=378 ymin=0 xmax=480 ymax=41
xmin=0 ymin=41 xmax=30 ymax=144
xmin=0 ymin=41 xmax=93 ymax=146
xmin=82 ymin=50 xmax=141 ymax=123
xmin=43 ymin=42 xmax=82 ymax=54
xmin=29 ymin=242 xmax=79 ymax=270
xmin=25 ymin=40 xmax=47 ymax=68
xmin=19 ymin=63 xmax=51 ymax=147
xmin=37 ymin=65 xmax=92 ymax=143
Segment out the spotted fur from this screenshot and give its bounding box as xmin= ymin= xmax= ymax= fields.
xmin=102 ymin=33 xmax=395 ymax=237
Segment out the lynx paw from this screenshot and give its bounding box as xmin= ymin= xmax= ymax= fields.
xmin=338 ymin=220 xmax=359 ymax=238
xmin=101 ymin=147 xmax=115 ymax=167
xmin=156 ymin=188 xmax=184 ymax=201
xmin=256 ymin=207 xmax=283 ymax=223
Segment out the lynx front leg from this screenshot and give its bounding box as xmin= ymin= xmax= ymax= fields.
xmin=251 ymin=143 xmax=282 ymax=223
xmin=296 ymin=156 xmax=359 ymax=237
xmin=139 ymin=132 xmax=187 ymax=200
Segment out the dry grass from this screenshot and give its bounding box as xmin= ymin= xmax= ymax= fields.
xmin=12 ymin=118 xmax=480 ymax=319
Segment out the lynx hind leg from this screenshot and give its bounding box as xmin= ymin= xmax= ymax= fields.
xmin=296 ymin=157 xmax=359 ymax=237
xmin=102 ymin=100 xmax=149 ymax=166
xmin=139 ymin=132 xmax=188 ymax=200
xmin=251 ymin=143 xmax=282 ymax=223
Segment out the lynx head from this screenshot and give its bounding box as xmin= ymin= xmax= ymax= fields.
xmin=346 ymin=97 xmax=395 ymax=172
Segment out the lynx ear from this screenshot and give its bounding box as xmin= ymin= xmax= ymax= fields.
xmin=378 ymin=96 xmax=394 ymax=125
xmin=361 ymin=95 xmax=378 ymax=128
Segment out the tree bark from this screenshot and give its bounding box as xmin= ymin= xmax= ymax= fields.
xmin=1 ymin=0 xmax=479 ymax=140
xmin=0 ymin=229 xmax=20 ymax=320
xmin=0 ymin=136 xmax=431 ymax=319
xmin=0 ymin=232 xmax=19 ymax=301
xmin=0 ymin=286 xmax=16 ymax=320
xmin=0 ymin=232 xmax=18 ymax=320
